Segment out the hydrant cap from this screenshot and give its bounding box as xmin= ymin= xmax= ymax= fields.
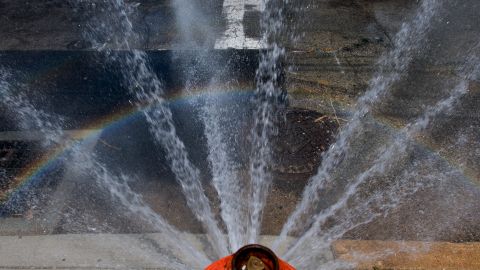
xmin=232 ymin=244 xmax=279 ymax=270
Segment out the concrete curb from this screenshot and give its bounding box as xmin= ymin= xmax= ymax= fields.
xmin=332 ymin=240 xmax=480 ymax=270
xmin=0 ymin=233 xmax=290 ymax=270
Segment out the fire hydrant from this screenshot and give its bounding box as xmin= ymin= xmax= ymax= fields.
xmin=205 ymin=244 xmax=296 ymax=270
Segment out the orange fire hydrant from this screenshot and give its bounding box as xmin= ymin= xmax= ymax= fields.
xmin=205 ymin=244 xmax=296 ymax=270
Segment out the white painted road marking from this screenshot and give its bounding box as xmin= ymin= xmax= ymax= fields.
xmin=215 ymin=0 xmax=265 ymax=49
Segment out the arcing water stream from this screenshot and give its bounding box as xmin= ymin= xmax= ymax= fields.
xmin=1 ymin=0 xmax=479 ymax=269
xmin=170 ymin=0 xmax=249 ymax=251
xmin=284 ymin=50 xmax=480 ymax=268
xmin=0 ymin=64 xmax=209 ymax=269
xmin=274 ymin=0 xmax=442 ymax=249
xmin=83 ymin=0 xmax=229 ymax=258
xmin=248 ymin=0 xmax=288 ymax=245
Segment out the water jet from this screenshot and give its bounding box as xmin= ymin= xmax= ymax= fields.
xmin=1 ymin=1 xmax=480 ymax=269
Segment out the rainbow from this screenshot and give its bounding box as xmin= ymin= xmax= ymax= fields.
xmin=0 ymin=87 xmax=254 ymax=206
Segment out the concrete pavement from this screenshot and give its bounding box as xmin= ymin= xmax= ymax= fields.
xmin=1 ymin=233 xmax=479 ymax=269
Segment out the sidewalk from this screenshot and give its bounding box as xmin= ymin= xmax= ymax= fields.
xmin=1 ymin=233 xmax=479 ymax=269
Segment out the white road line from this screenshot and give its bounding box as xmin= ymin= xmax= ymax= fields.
xmin=215 ymin=0 xmax=265 ymax=49
xmin=245 ymin=0 xmax=265 ymax=12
